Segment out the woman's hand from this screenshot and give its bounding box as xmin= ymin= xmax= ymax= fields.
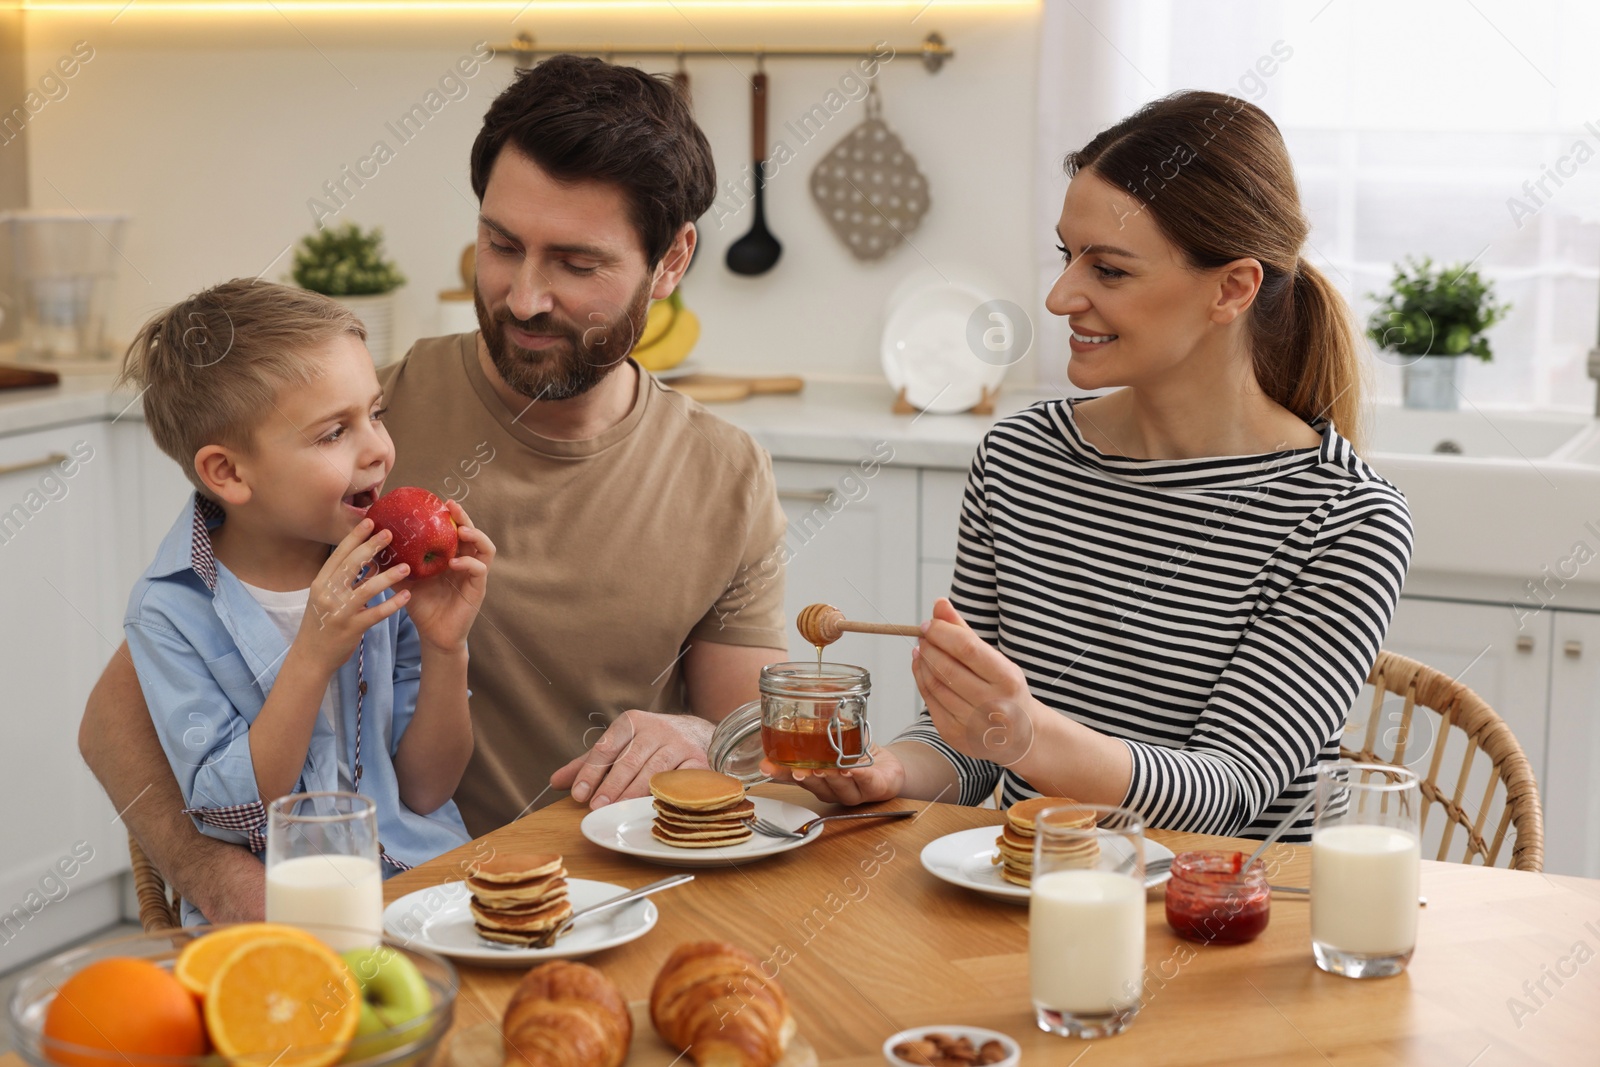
xmin=396 ymin=499 xmax=495 ymax=654
xmin=912 ymin=597 xmax=1039 ymax=766
xmin=760 ymin=746 xmax=905 ymax=806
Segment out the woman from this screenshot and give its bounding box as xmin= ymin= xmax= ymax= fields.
xmin=784 ymin=91 xmax=1413 ymax=841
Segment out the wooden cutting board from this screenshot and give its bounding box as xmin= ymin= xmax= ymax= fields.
xmin=668 ymin=374 xmax=804 ymax=404
xmin=448 ymin=1006 xmax=818 ymax=1066
xmin=0 ymin=364 xmax=61 ymax=390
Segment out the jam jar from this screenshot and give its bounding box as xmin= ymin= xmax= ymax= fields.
xmin=1163 ymin=850 xmax=1272 ymax=944
xmin=707 ymin=662 xmax=872 ymax=784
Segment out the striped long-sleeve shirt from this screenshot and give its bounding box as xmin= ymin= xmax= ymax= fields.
xmin=896 ymin=398 xmax=1413 ymax=841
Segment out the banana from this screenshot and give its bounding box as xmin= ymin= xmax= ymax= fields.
xmin=633 ymin=290 xmax=700 ymax=373
xmin=637 ymin=294 xmax=677 ymax=349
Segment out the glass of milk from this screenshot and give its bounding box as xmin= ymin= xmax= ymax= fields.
xmin=266 ymin=792 xmax=384 ymax=951
xmin=1311 ymin=763 xmax=1421 ymax=978
xmin=1029 ymin=804 xmax=1146 ymax=1039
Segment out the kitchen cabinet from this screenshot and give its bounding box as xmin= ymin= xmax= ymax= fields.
xmin=1545 ymin=612 xmax=1600 ymax=878
xmin=920 ymin=561 xmax=956 ymax=617
xmin=0 ymin=415 xmax=191 ymax=970
xmin=919 ymin=469 xmax=967 ymax=563
xmin=772 ymin=460 xmax=920 ymax=741
xmin=1374 ymin=597 xmax=1551 ymax=789
xmin=0 ymin=422 xmax=126 ymax=970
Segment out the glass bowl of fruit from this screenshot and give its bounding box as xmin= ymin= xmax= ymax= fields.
xmin=7 ymin=924 xmax=456 ymax=1067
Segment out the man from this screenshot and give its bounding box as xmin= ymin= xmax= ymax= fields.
xmin=79 ymin=55 xmax=789 ymax=922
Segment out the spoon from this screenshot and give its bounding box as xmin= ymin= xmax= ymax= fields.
xmin=1244 ymin=792 xmax=1317 ymax=870
xmin=1243 ymin=795 xmax=1428 ymax=906
xmin=725 ymin=69 xmax=782 ymax=276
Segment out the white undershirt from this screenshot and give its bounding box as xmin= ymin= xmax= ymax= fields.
xmin=238 ymin=581 xmax=355 ymax=792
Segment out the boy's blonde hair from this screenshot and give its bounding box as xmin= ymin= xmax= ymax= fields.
xmin=117 ymin=279 xmax=367 ymax=499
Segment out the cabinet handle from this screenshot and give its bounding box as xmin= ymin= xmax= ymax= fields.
xmin=778 ymin=489 xmax=836 ymax=504
xmin=1565 ymin=640 xmax=1583 ymax=659
xmin=0 ymin=452 xmax=67 ymax=478
xmin=1516 ymin=635 xmax=1535 ymax=653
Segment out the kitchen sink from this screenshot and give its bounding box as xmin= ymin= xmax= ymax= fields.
xmin=1362 ymin=406 xmax=1600 ymax=583
xmin=1366 ymin=404 xmax=1592 ymax=460
xmin=1543 ymin=422 xmax=1600 ymax=467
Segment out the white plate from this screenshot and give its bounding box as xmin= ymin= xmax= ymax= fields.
xmin=919 ymin=826 xmax=1176 ymax=904
xmin=880 ymin=281 xmax=1008 ymax=414
xmin=580 ymin=796 xmax=821 ymax=868
xmin=381 ymin=878 xmax=657 ymax=967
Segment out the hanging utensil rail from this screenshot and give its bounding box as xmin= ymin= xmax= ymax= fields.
xmin=493 ymin=31 xmax=954 ymax=73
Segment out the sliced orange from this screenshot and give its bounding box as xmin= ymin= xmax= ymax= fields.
xmin=175 ymin=923 xmax=322 ymax=998
xmin=203 ymin=936 xmax=362 ymax=1067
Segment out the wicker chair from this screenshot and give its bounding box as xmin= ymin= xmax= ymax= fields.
xmin=1344 ymin=650 xmax=1544 ymax=872
xmin=128 ymin=831 xmax=180 ymax=932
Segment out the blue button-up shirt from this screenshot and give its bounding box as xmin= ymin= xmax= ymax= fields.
xmin=123 ymin=493 xmax=470 ymax=924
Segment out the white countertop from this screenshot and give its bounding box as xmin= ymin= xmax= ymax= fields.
xmin=0 ymin=367 xmax=1052 ymax=471
xmin=16 ymin=360 xmax=1600 ymax=607
xmin=0 ymin=371 xmax=144 ymax=437
xmin=707 ymin=378 xmax=1052 ymax=470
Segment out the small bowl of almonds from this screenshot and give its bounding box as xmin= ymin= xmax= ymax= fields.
xmin=882 ymin=1026 xmax=1020 ymax=1067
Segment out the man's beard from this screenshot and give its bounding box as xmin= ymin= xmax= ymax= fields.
xmin=474 ymin=276 xmax=652 ymax=402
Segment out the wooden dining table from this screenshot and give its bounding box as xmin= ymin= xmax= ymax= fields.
xmin=373 ymin=785 xmax=1599 ymax=1067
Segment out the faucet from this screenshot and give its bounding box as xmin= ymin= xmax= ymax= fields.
xmin=1590 ymin=286 xmax=1600 ymax=415
xmin=1591 ymin=337 xmax=1600 ymax=416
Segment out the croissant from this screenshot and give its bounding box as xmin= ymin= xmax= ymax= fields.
xmin=502 ymin=960 xmax=632 ymax=1067
xmin=650 ymin=941 xmax=795 ymax=1067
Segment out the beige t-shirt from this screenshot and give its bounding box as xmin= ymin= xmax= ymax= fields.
xmin=378 ymin=333 xmax=788 ymax=835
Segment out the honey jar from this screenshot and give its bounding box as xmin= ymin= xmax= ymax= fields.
xmin=707 ymin=662 xmax=873 ymax=783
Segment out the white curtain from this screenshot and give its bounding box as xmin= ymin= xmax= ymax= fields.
xmin=1033 ymin=0 xmax=1600 ymax=411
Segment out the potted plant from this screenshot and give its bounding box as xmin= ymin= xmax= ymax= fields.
xmin=292 ymin=222 xmax=406 ymax=364
xmin=1366 ymin=256 xmax=1510 ymax=411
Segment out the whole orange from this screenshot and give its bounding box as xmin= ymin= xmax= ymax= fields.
xmin=43 ymin=957 xmax=207 ymax=1067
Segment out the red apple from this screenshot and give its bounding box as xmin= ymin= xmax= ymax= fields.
xmin=365 ymin=486 xmax=458 ymax=579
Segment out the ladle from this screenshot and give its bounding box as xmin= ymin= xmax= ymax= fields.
xmin=725 ymin=66 xmax=783 ymax=276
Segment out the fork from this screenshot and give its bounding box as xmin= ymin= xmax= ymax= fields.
xmin=751 ymin=808 xmax=915 ymax=840
xmin=523 ymin=873 xmax=694 ymax=949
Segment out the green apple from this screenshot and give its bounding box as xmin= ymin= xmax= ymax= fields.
xmin=340 ymin=946 xmax=433 ymax=1060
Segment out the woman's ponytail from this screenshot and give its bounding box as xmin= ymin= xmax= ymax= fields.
xmin=1278 ymin=258 xmax=1365 ymax=453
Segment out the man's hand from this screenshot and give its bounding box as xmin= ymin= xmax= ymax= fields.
xmin=548 ymin=709 xmax=715 ymax=808
xmin=80 ymin=643 xmax=267 ymax=924
xmin=191 ymin=853 xmax=267 ymax=923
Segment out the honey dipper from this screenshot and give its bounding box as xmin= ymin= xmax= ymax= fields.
xmin=797 ymin=603 xmax=922 ymax=648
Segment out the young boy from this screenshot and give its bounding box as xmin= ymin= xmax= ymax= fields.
xmin=118 ymin=279 xmax=494 ymax=924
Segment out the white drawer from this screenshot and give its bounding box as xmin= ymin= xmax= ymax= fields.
xmin=919 ymin=469 xmax=967 ymax=562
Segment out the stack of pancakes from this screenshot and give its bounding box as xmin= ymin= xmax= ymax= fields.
xmin=466 ymin=852 xmax=573 ymax=945
xmin=650 ymin=769 xmax=755 ymax=848
xmin=994 ymin=797 xmax=1100 ymax=886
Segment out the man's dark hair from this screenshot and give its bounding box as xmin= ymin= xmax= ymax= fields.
xmin=470 ymin=54 xmax=717 ymax=268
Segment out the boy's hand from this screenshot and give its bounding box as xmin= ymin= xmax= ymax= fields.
xmin=395 ymin=499 xmax=495 ymax=655
xmin=298 ymin=518 xmax=413 ymax=674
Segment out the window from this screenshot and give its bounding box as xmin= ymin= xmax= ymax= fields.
xmin=1035 ymin=0 xmax=1600 ymax=411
